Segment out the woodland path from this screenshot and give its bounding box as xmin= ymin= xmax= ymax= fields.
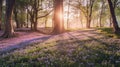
xmin=0 ymin=29 xmax=119 ymax=54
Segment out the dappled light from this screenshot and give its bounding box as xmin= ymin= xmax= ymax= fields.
xmin=0 ymin=0 xmax=120 ymax=66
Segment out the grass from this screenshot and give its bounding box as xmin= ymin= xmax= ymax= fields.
xmin=0 ymin=28 xmax=120 ymax=67
xmin=0 ymin=37 xmax=120 ymax=67
xmin=96 ymin=27 xmax=120 ymax=38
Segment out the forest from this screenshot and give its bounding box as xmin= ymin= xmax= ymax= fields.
xmin=0 ymin=0 xmax=120 ymax=67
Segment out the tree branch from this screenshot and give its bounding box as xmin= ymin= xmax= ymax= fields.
xmin=37 ymin=9 xmax=53 ymax=19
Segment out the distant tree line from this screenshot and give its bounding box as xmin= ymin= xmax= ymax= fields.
xmin=0 ymin=0 xmax=120 ymax=38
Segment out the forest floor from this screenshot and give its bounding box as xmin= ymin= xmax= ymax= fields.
xmin=0 ymin=30 xmax=50 ymax=53
xmin=0 ymin=29 xmax=120 ymax=66
xmin=0 ymin=29 xmax=101 ymax=53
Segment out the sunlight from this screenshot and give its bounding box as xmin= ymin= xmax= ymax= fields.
xmin=63 ymin=5 xmax=86 ymax=29
xmin=1 ymin=0 xmax=120 ymax=66
xmin=58 ymin=11 xmax=63 ymax=21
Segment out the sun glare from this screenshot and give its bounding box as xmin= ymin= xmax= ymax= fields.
xmin=58 ymin=11 xmax=63 ymax=21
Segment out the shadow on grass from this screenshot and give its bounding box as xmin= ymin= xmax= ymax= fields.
xmin=0 ymin=35 xmax=54 ymax=55
xmin=65 ymin=31 xmax=120 ymax=66
xmin=0 ymin=30 xmax=120 ymax=67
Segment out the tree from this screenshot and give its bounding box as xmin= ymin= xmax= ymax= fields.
xmin=73 ymin=0 xmax=95 ymax=28
xmin=33 ymin=0 xmax=39 ymax=31
xmin=14 ymin=5 xmax=20 ymax=28
xmin=112 ymin=0 xmax=120 ymax=9
xmin=13 ymin=0 xmax=29 ymax=28
xmin=2 ymin=0 xmax=15 ymax=38
xmin=27 ymin=0 xmax=53 ymax=31
xmin=67 ymin=0 xmax=70 ymax=29
xmin=108 ymin=0 xmax=120 ymax=34
xmin=86 ymin=0 xmax=95 ymax=28
xmin=109 ymin=0 xmax=120 ymax=27
xmin=52 ymin=0 xmax=64 ymax=34
xmin=14 ymin=0 xmax=22 ymax=28
xmin=28 ymin=0 xmax=44 ymax=31
xmin=99 ymin=0 xmax=105 ymax=27
xmin=0 ymin=0 xmax=3 ymax=30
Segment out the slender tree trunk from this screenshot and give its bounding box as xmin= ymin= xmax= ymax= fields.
xmin=108 ymin=0 xmax=120 ymax=34
xmin=45 ymin=16 xmax=48 ymax=28
xmin=53 ymin=0 xmax=64 ymax=34
xmin=2 ymin=0 xmax=15 ymax=38
xmin=67 ymin=0 xmax=70 ymax=29
xmin=26 ymin=9 xmax=29 ymax=28
xmin=30 ymin=15 xmax=34 ymax=30
xmin=79 ymin=11 xmax=83 ymax=28
xmin=14 ymin=7 xmax=20 ymax=28
xmin=97 ymin=17 xmax=99 ymax=27
xmin=86 ymin=0 xmax=89 ymax=28
xmin=0 ymin=0 xmax=2 ymax=30
xmin=110 ymin=16 xmax=112 ymax=27
xmin=99 ymin=0 xmax=105 ymax=27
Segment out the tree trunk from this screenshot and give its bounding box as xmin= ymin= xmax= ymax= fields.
xmin=99 ymin=0 xmax=105 ymax=27
xmin=108 ymin=0 xmax=120 ymax=34
xmin=14 ymin=6 xmax=20 ymax=28
xmin=52 ymin=0 xmax=64 ymax=34
xmin=0 ymin=0 xmax=2 ymax=30
xmin=30 ymin=15 xmax=34 ymax=30
xmin=33 ymin=0 xmax=38 ymax=31
xmin=45 ymin=16 xmax=48 ymax=28
xmin=31 ymin=0 xmax=39 ymax=31
xmin=86 ymin=0 xmax=89 ymax=28
xmin=67 ymin=0 xmax=70 ymax=29
xmin=109 ymin=16 xmax=112 ymax=27
xmin=86 ymin=0 xmax=95 ymax=28
xmin=26 ymin=9 xmax=29 ymax=28
xmin=34 ymin=10 xmax=38 ymax=31
xmin=86 ymin=17 xmax=91 ymax=28
xmin=2 ymin=0 xmax=15 ymax=38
